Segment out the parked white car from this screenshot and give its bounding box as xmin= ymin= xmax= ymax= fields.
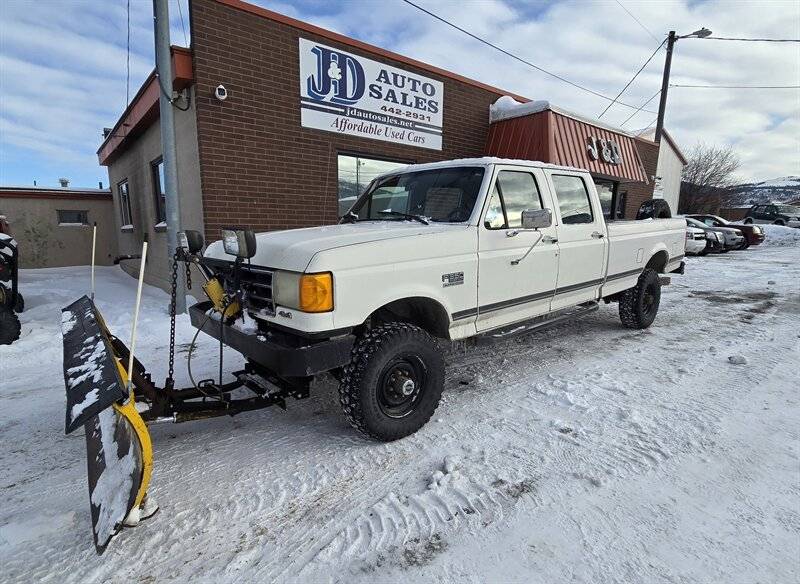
xmin=197 ymin=158 xmax=687 ymax=440
xmin=685 ymin=225 xmax=708 ymax=255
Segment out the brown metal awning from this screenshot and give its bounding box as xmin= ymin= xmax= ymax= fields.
xmin=485 ymin=107 xmax=649 ymax=184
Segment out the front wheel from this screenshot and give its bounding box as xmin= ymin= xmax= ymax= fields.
xmin=338 ymin=322 xmax=444 ymax=441
xmin=619 ymin=269 xmax=661 ymax=329
xmin=743 ymin=218 xmax=753 ymax=224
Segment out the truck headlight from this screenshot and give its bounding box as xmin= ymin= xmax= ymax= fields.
xmin=274 ymin=271 xmax=334 ymax=313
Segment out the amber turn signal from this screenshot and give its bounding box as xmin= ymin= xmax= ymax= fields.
xmin=298 ymin=272 xmax=333 ymax=312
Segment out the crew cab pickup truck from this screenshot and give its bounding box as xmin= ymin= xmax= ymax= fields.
xmin=193 ymin=158 xmax=686 ymax=441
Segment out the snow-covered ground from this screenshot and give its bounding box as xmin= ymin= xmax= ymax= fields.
xmin=1 ymin=240 xmax=798 ymax=583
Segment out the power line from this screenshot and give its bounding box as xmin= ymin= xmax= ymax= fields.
xmin=176 ymin=0 xmax=188 ymax=46
xmin=619 ymin=88 xmax=661 ymax=127
xmin=703 ymin=36 xmax=800 ymax=42
xmin=401 ymin=0 xmax=658 ymax=114
xmin=671 ymin=84 xmax=800 ymax=89
xmin=613 ymin=0 xmax=661 ymax=44
xmin=598 ymin=39 xmax=665 ymax=118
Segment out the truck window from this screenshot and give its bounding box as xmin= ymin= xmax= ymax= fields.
xmin=484 ymin=171 xmax=543 ymax=230
xmin=353 ymin=167 xmax=485 ymax=223
xmin=552 ymin=175 xmax=594 ymax=225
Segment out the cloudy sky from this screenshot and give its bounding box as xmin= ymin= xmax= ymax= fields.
xmin=1 ymin=0 xmax=798 ymax=188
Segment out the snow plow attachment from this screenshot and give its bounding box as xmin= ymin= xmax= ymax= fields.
xmin=61 ymin=295 xmax=154 ymax=553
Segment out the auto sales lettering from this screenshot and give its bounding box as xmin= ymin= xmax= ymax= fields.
xmin=299 ymin=39 xmax=443 ymax=150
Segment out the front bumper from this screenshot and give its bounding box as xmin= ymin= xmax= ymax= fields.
xmin=189 ymin=301 xmax=355 ymax=377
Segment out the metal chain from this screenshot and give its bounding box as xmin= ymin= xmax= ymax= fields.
xmin=185 ymin=259 xmax=192 ymax=290
xmin=166 ymin=251 xmax=179 ymax=389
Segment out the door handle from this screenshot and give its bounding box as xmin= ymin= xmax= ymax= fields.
xmin=506 ymin=230 xmax=519 ymax=237
xmin=542 ymin=235 xmax=558 ymax=243
xmin=591 ymin=231 xmax=605 ymax=239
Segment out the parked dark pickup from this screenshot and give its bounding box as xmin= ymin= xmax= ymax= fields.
xmin=687 ymin=214 xmax=765 ymax=249
xmin=743 ymin=204 xmax=800 ymax=228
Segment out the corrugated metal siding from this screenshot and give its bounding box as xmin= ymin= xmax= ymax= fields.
xmin=485 ymin=109 xmax=648 ymax=183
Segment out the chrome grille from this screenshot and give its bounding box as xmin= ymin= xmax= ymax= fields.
xmin=238 ymin=266 xmax=275 ymax=315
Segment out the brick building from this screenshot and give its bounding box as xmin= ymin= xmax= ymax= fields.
xmin=98 ymin=0 xmax=670 ymax=289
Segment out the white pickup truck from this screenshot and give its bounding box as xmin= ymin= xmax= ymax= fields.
xmin=193 ymin=157 xmax=685 ymax=441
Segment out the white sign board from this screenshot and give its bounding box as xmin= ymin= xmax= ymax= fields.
xmin=299 ymin=38 xmax=443 ymax=150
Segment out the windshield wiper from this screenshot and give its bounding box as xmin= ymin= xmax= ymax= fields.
xmin=377 ymin=211 xmax=429 ymax=225
xmin=340 ymin=210 xmax=359 ymax=224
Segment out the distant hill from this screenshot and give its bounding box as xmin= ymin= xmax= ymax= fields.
xmin=726 ymin=176 xmax=800 ymax=207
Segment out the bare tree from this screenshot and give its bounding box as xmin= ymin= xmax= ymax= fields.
xmin=679 ymin=143 xmax=741 ymax=214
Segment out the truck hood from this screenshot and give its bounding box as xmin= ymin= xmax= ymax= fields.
xmin=204 ymin=221 xmax=459 ymax=272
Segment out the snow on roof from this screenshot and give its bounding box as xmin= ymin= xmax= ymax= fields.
xmin=489 ymin=96 xmax=636 ymax=137
xmin=0 ymin=185 xmax=110 ymax=194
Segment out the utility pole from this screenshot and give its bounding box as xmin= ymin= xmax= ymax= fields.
xmin=654 ymin=30 xmax=676 ymax=144
xmin=153 ymin=0 xmax=186 ymax=313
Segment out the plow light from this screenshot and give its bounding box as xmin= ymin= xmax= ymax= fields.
xmin=221 ymin=227 xmax=256 ymax=259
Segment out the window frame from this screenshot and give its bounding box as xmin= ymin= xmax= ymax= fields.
xmin=551 ymin=173 xmax=596 ymax=226
xmin=483 ymin=169 xmax=544 ymax=231
xmin=56 ymin=209 xmax=89 ymax=226
xmin=150 ymin=156 xmax=166 ymax=225
xmin=117 ymin=178 xmax=133 ymax=229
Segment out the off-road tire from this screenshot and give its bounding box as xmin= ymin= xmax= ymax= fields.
xmin=0 ymin=307 xmax=21 ymax=345
xmin=338 ymin=322 xmax=444 ymax=441
xmin=13 ymin=292 xmax=24 ymax=313
xmin=619 ymin=268 xmax=661 ymax=330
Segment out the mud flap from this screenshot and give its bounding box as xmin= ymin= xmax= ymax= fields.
xmin=61 ymin=296 xmax=154 ymax=553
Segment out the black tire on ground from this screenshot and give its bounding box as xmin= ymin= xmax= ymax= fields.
xmin=338 ymin=322 xmax=445 ymax=442
xmin=739 ymin=239 xmax=750 ymax=250
xmin=775 ymin=219 xmax=786 ymax=226
xmin=619 ymin=268 xmax=661 ymax=330
xmin=743 ymin=218 xmax=753 ymax=224
xmin=0 ymin=307 xmax=21 ymax=345
xmin=698 ymin=248 xmax=709 ymax=256
xmin=13 ymin=292 xmax=24 ymax=313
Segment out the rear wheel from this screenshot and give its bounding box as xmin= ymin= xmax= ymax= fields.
xmin=0 ymin=306 xmax=21 ymax=345
xmin=743 ymin=218 xmax=753 ymax=224
xmin=775 ymin=219 xmax=786 ymax=226
xmin=619 ymin=269 xmax=661 ymax=329
xmin=338 ymin=322 xmax=444 ymax=441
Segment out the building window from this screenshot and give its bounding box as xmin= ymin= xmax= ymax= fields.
xmin=118 ymin=179 xmax=133 ymax=228
xmin=337 ymin=154 xmax=409 ymax=216
xmin=552 ymin=175 xmax=594 ymax=225
xmin=151 ymin=157 xmax=166 ymax=224
xmin=57 ymin=210 xmax=89 ymax=225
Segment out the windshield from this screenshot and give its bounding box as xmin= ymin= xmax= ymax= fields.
xmin=777 ymin=205 xmax=800 ymax=215
xmin=349 ymin=167 xmax=486 ymax=223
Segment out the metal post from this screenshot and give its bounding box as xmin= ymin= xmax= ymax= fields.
xmin=153 ymin=0 xmax=186 ymax=313
xmin=654 ymin=31 xmax=676 ymax=144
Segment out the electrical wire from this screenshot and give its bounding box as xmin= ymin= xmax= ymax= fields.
xmin=670 ymin=84 xmax=800 ymax=89
xmin=619 ymin=88 xmax=661 ymax=127
xmin=703 ymin=36 xmax=800 ymax=42
xmin=598 ymin=39 xmax=666 ymax=118
xmin=613 ymin=0 xmax=661 ymax=44
xmin=401 ymin=0 xmax=658 ymax=114
xmin=175 ymin=0 xmax=188 ymax=46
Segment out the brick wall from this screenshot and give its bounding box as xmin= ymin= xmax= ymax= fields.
xmin=190 ymin=0 xmax=507 ymax=239
xmin=621 ymin=137 xmax=659 ymax=219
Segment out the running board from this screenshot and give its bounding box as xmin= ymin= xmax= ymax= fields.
xmin=476 ymin=301 xmax=599 ymax=344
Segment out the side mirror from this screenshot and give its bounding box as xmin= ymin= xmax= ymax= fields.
xmin=180 ymin=230 xmax=205 ymax=254
xmin=521 ymin=208 xmax=552 ymax=230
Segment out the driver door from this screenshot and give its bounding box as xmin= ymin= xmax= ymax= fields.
xmin=476 ymin=166 xmax=559 ymax=331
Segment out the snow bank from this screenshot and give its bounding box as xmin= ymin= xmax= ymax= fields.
xmin=760 ymin=224 xmax=800 ymax=248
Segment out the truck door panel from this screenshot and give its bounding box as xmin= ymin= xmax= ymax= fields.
xmin=476 ymin=167 xmax=559 ymax=331
xmin=547 ymin=173 xmax=607 ymax=311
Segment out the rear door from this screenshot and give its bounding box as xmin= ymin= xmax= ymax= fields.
xmin=545 ymin=171 xmax=607 ymax=311
xmin=475 ymin=166 xmax=559 ymax=331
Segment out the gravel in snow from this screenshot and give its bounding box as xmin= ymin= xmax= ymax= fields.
xmin=0 ymin=242 xmax=798 ymax=583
